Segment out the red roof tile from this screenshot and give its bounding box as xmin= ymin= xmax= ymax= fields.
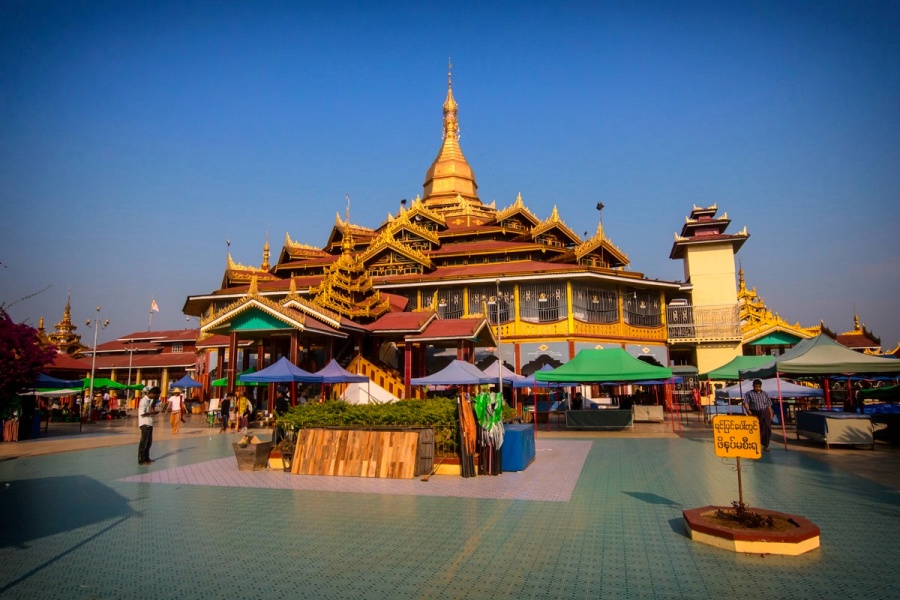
xmin=406 ymin=318 xmax=489 ymax=341
xmin=118 ymin=329 xmax=199 ymax=342
xmin=368 ymin=311 xmax=435 ymax=333
xmin=93 ymin=352 xmax=198 ymax=369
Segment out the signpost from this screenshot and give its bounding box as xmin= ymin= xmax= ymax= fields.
xmin=712 ymin=415 xmax=762 ymax=505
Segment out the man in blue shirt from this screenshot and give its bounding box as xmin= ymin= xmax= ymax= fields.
xmin=743 ymin=379 xmax=774 ymax=451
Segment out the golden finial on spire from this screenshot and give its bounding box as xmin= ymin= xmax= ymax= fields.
xmin=342 ymin=194 xmax=354 ymax=253
xmin=443 ymin=58 xmax=459 ymax=139
xmin=261 ymin=231 xmax=270 ymax=271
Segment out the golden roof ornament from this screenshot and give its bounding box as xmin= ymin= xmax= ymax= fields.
xmin=262 ymin=233 xmax=270 ymax=271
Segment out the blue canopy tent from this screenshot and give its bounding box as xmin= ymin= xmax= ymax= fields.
xmin=410 ymin=359 xmax=494 ymax=386
xmin=33 ymin=373 xmax=85 ymax=389
xmin=313 ymin=359 xmax=370 ymax=403
xmin=314 ymin=359 xmax=369 ymax=384
xmin=239 ymin=357 xmax=320 ymax=384
xmin=239 ymin=357 xmax=321 ymax=408
xmin=481 ymin=359 xmax=524 ymax=385
xmin=169 ymin=374 xmax=202 ymax=389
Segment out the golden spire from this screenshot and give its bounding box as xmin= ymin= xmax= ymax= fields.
xmin=261 ymin=232 xmax=270 ymax=271
xmin=443 ymin=58 xmax=459 ymax=140
xmin=248 ymin=275 xmax=258 ymax=295
xmin=854 ymin=313 xmax=861 ymax=332
xmin=342 ymin=194 xmax=354 ymax=253
xmin=422 ymin=62 xmax=481 ymax=210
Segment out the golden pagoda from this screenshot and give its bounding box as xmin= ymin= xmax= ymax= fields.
xmin=46 ymin=293 xmax=88 ymax=356
xmin=184 ymin=69 xmax=757 ymax=401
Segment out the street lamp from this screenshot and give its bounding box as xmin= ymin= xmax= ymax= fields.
xmin=83 ymin=306 xmax=109 ymax=432
xmin=495 ymin=279 xmax=503 ymax=396
xmin=126 ymin=340 xmax=137 ymax=406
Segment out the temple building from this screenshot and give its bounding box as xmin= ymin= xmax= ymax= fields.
xmin=33 ymin=72 xmax=894 ymax=408
xmin=182 ymin=71 xmax=758 ymax=402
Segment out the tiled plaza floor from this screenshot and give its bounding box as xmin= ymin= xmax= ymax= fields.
xmin=1 ymin=419 xmax=899 ymax=599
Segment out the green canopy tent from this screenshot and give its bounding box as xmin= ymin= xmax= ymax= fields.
xmin=739 ymin=335 xmax=900 ymax=379
xmin=859 ymin=384 xmax=900 ymax=402
xmin=700 ymin=355 xmax=772 ymax=381
xmin=535 ymin=349 xmax=673 ymax=382
xmin=738 ymin=334 xmax=900 ymax=449
xmin=82 ymin=377 xmax=143 ymax=391
xmin=535 ymin=349 xmax=674 ymax=431
xmin=211 ymin=367 xmax=264 ymax=387
xmin=749 ymin=331 xmax=805 ymax=346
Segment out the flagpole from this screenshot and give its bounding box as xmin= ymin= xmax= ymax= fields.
xmin=148 ymin=298 xmax=158 ymax=331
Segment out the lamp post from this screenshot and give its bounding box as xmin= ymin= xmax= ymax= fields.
xmin=126 ymin=340 xmax=136 ymax=408
xmin=495 ymin=279 xmax=503 ymax=396
xmin=83 ymin=306 xmax=109 ymax=433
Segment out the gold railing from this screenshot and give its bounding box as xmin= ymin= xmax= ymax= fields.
xmin=667 ymin=303 xmax=741 ymax=342
xmin=345 ymin=355 xmax=416 ymax=399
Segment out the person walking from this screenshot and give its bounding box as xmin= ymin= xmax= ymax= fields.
xmin=138 ymin=387 xmax=161 ymax=465
xmin=743 ymin=379 xmax=774 ymax=451
xmin=219 ymin=392 xmax=233 ymax=434
xmin=168 ymin=387 xmax=186 ymax=434
xmin=237 ymin=393 xmax=251 ymax=434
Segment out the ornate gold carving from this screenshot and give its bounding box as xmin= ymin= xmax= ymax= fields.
xmin=738 ymin=268 xmax=817 ymax=342
xmin=495 ymin=192 xmax=540 ymax=225
xmin=530 ymin=205 xmax=580 ymax=243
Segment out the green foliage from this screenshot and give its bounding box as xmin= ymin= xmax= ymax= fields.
xmin=0 ymin=308 xmax=57 ymax=415
xmin=716 ymin=501 xmax=776 ymax=529
xmin=275 ymin=397 xmax=515 ymax=457
xmin=277 ymin=397 xmax=460 ymax=430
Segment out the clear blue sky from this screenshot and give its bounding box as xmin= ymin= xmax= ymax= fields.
xmin=2 ymin=1 xmax=898 ymax=349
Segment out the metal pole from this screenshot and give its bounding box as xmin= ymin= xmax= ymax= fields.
xmin=83 ymin=306 xmax=101 ymax=433
xmin=495 ymin=279 xmax=503 ymax=397
xmin=736 ymin=456 xmax=744 ymax=505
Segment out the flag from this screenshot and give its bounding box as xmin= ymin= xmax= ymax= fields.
xmin=151 ymin=300 xmax=160 ymax=313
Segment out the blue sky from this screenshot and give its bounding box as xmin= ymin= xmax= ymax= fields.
xmin=1 ymin=1 xmax=898 ymax=350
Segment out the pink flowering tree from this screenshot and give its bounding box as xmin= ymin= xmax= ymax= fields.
xmin=0 ymin=308 xmax=57 ymax=415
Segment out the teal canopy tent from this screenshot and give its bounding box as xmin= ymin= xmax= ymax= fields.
xmin=211 ymin=367 xmax=264 ymax=387
xmin=535 ymin=349 xmax=673 ymax=383
xmin=739 ymin=334 xmax=900 ymax=379
xmin=700 ymin=355 xmax=772 ymax=380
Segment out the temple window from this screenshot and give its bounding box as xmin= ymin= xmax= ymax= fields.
xmin=469 ymin=284 xmax=512 ymax=324
xmin=423 ymin=287 xmax=464 ymax=319
xmin=624 ymin=288 xmax=662 ymax=327
xmin=389 ymin=289 xmax=417 ymax=311
xmin=572 ymin=283 xmax=618 ymax=323
xmin=172 ymin=343 xmax=183 ymax=353
xmin=520 ymin=282 xmax=567 ymax=323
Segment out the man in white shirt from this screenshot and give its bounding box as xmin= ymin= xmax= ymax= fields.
xmin=168 ymin=387 xmax=185 ymax=434
xmin=138 ymin=387 xmax=160 ymax=465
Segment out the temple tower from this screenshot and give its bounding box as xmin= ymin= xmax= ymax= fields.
xmin=669 ymin=205 xmax=749 ymax=372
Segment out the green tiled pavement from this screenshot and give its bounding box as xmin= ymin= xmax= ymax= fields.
xmin=1 ymin=432 xmax=899 ymax=599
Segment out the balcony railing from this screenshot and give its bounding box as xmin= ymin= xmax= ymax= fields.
xmin=667 ymin=303 xmax=741 ymax=342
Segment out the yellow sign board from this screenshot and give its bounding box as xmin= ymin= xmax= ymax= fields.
xmin=712 ymin=415 xmax=762 ymax=459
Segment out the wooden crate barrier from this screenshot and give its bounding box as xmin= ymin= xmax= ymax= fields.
xmin=291 ymin=428 xmax=422 ymax=479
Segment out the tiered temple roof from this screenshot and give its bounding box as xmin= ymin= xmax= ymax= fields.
xmin=737 ymin=267 xmax=819 ymax=345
